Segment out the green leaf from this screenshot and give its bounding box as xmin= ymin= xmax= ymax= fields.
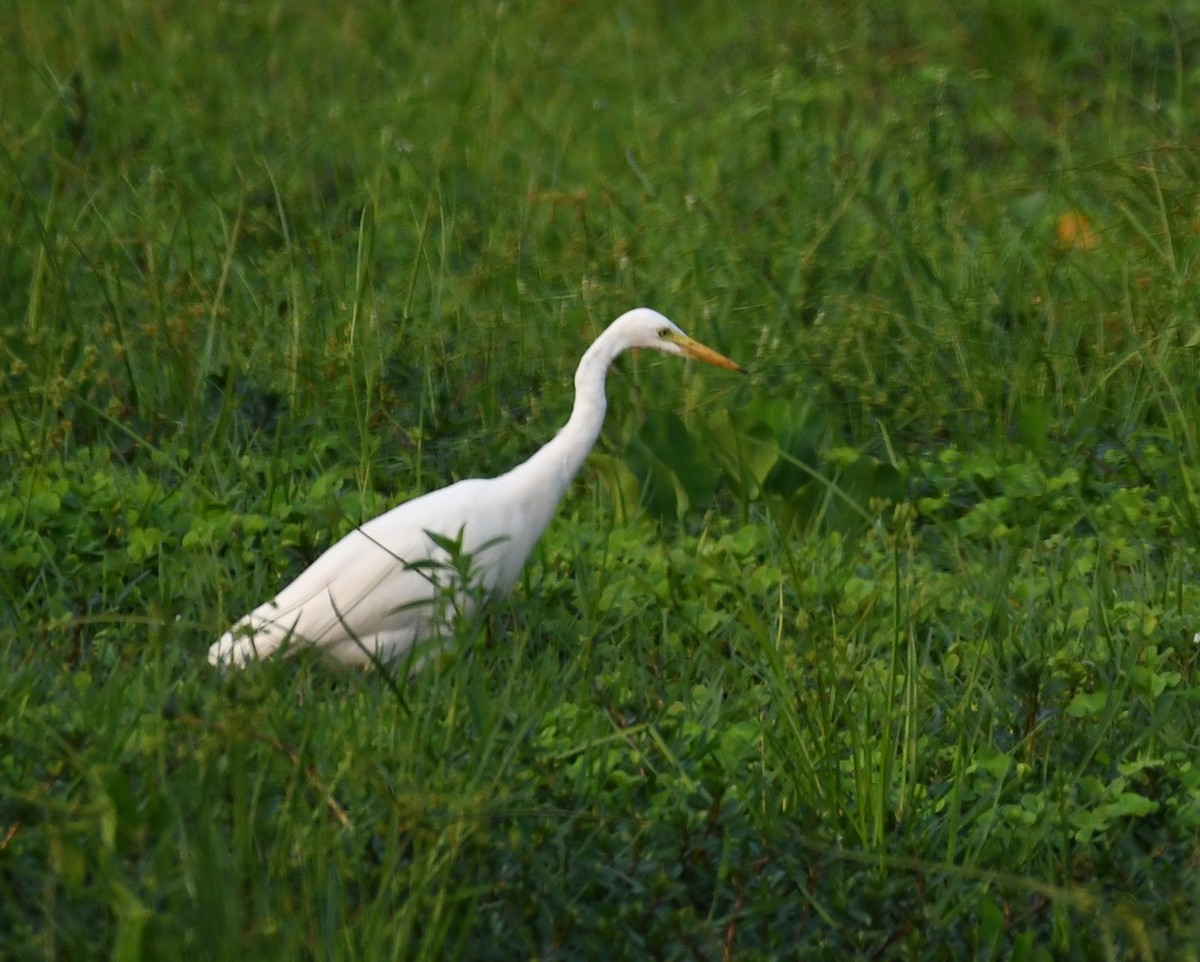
xmin=703 ymin=409 xmax=778 ymax=500
xmin=1065 ymin=690 xmax=1108 ymax=717
xmin=780 ymin=454 xmax=903 ymax=536
xmin=1104 ymin=791 xmax=1159 ymax=819
xmin=111 ymin=882 xmax=151 ymax=962
xmin=977 ymin=895 xmax=1006 ymax=957
xmin=644 ymin=410 xmax=719 ymax=506
xmin=1013 ymin=397 xmax=1053 ymax=455
xmin=589 ymin=452 xmax=641 ymax=523
xmin=126 ymin=526 xmax=164 ymax=561
xmin=623 ymin=410 xmax=719 ymax=520
xmin=743 ymin=396 xmax=823 ymax=496
xmin=624 ymin=433 xmax=687 ymax=521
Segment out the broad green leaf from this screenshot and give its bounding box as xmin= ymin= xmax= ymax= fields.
xmin=589 ymin=452 xmax=641 ymax=524
xmin=742 ymin=396 xmax=823 ymax=496
xmin=1065 ymin=690 xmax=1108 ymax=717
xmin=703 ymin=409 xmax=778 ymax=500
xmin=624 ymin=433 xmax=687 ymax=521
xmin=623 ymin=410 xmax=720 ymax=520
xmin=1013 ymin=397 xmax=1052 ymax=455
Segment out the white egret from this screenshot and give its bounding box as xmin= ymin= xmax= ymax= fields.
xmin=208 ymin=307 xmax=742 ymax=668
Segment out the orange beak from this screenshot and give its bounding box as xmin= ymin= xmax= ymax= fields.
xmin=673 ymin=334 xmax=745 ymax=373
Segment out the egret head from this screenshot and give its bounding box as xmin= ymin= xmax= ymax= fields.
xmin=614 ymin=307 xmax=744 ymax=373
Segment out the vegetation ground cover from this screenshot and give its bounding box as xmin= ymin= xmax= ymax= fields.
xmin=3 ymin=1 xmax=1200 ymax=958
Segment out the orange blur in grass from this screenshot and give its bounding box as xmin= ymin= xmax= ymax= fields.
xmin=1055 ymin=211 xmax=1098 ymax=251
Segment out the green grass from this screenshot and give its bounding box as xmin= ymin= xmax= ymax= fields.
xmin=4 ymin=0 xmax=1200 ymax=958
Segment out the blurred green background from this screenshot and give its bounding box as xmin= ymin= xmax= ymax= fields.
xmin=3 ymin=2 xmax=1200 ymax=959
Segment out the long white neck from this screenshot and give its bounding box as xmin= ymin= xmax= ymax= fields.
xmin=501 ymin=324 xmax=626 ymax=506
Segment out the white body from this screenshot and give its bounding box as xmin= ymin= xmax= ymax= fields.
xmin=209 ymin=449 xmax=578 ymax=667
xmin=208 ymin=308 xmax=740 ymax=668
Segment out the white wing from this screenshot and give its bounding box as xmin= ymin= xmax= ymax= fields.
xmin=207 ymin=471 xmax=555 ymax=667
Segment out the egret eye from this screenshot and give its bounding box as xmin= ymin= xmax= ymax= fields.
xmin=657 ymin=327 xmax=672 ymax=339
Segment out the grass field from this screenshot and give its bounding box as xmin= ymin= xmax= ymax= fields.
xmin=4 ymin=1 xmax=1200 ymax=958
